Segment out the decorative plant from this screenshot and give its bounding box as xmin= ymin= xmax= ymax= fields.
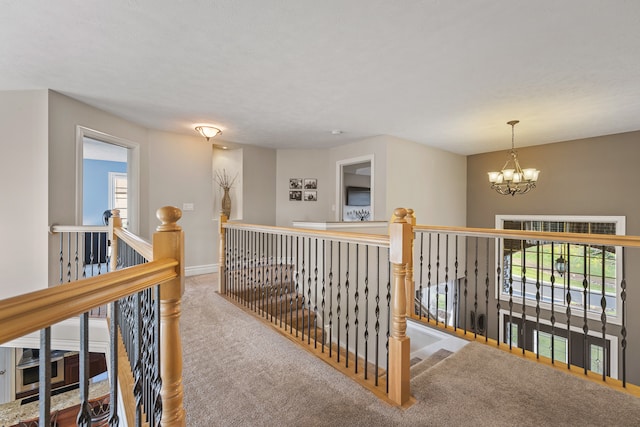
xmin=214 ymin=169 xmax=238 ymax=191
xmin=351 ymin=209 xmax=370 ymax=221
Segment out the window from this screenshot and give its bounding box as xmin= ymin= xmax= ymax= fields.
xmin=534 ymin=331 xmax=568 ymax=363
xmin=496 ymin=216 xmax=624 ymax=324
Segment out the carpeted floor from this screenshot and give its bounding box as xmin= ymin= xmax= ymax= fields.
xmin=181 ymin=274 xmax=640 ymax=426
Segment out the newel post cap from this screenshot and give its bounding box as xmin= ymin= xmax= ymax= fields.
xmin=156 ymin=206 xmax=183 ymax=231
xmin=393 ymin=208 xmax=408 ymax=223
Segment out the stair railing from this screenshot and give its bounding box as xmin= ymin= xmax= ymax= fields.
xmin=0 ymin=206 xmax=186 ymax=427
xmin=219 ymin=208 xmax=413 ymax=406
xmin=410 ymin=222 xmax=640 ymax=395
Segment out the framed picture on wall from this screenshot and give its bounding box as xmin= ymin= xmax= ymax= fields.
xmin=304 ymin=178 xmax=317 ymax=189
xmin=304 ymin=190 xmax=317 ymax=201
xmin=289 ymin=190 xmax=302 ymax=201
xmin=289 ymin=178 xmax=303 ymax=189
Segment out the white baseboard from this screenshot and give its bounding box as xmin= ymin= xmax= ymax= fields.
xmin=185 ymin=264 xmax=218 ymax=276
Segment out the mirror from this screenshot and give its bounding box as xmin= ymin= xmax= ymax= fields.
xmin=336 ymin=156 xmax=373 ymax=221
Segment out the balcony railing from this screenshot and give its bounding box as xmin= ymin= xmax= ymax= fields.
xmin=0 ymin=207 xmax=186 ymax=427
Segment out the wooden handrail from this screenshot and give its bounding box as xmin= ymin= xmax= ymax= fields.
xmin=0 ymin=259 xmax=178 ymax=345
xmin=114 ymin=226 xmax=154 ymax=260
xmin=223 ymin=222 xmax=390 ymax=247
xmin=415 ymin=224 xmax=640 ymax=248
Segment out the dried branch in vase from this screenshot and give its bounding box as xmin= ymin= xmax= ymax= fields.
xmin=214 ymin=169 xmax=238 ymax=191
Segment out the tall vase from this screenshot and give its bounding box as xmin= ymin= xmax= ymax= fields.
xmin=221 ymin=188 xmax=231 ymax=218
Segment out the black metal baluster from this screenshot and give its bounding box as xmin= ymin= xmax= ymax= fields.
xmin=329 ymin=241 xmax=334 ymax=358
xmin=300 ymin=237 xmax=306 ymax=339
xmin=364 ymin=245 xmax=370 ymax=380
xmin=59 ymin=233 xmax=64 ymax=284
xmin=279 ymin=234 xmax=284 ymax=327
xmin=551 ymin=242 xmax=557 ymax=364
xmin=474 ymin=237 xmax=479 ymax=339
xmin=495 ymin=238 xmax=501 ymax=347
xmin=109 ymin=300 xmax=120 ymax=426
xmin=419 ymin=233 xmax=424 ymax=319
xmin=75 ymin=232 xmax=80 ymax=281
xmin=536 ymin=242 xmax=541 ymax=359
xmin=77 ymin=312 xmax=91 ymax=426
xmin=345 ymin=243 xmax=350 ymax=368
xmin=133 ymin=291 xmax=143 ymax=426
xmin=386 ymin=253 xmax=391 ymax=394
xmin=465 ymin=237 xmax=469 ymax=333
xmin=620 ymin=248 xmax=627 ymax=387
xmin=427 ymin=234 xmax=432 ymax=323
xmin=566 ymin=243 xmax=572 ymax=370
xmin=67 ymin=232 xmax=72 ymax=282
xmin=337 ymin=242 xmax=342 ymax=363
xmin=444 ymin=235 xmax=449 ymax=328
xmin=600 ymin=245 xmax=607 ymax=381
xmin=583 ymin=244 xmax=589 ymax=375
xmin=521 ymin=239 xmax=527 ymax=354
xmin=152 ymin=285 xmax=163 ymax=426
xmin=289 ymin=235 xmax=294 ymax=334
xmin=39 ymin=327 xmax=52 ymax=427
xmin=508 ymin=243 xmax=513 ymax=349
xmin=374 ymin=247 xmax=380 ymax=386
xmin=355 ymin=244 xmax=360 ymax=373
xmin=308 ymin=238 xmax=313 ymax=344
xmin=454 ymin=236 xmax=459 ymax=330
xmin=436 ymin=234 xmax=441 ymax=326
xmin=321 ymin=239 xmax=326 ymax=352
xmin=313 ymin=238 xmax=319 ymax=347
xmin=484 ymin=238 xmax=489 ymax=341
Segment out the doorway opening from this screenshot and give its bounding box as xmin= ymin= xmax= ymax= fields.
xmin=336 ymin=155 xmax=373 ymax=221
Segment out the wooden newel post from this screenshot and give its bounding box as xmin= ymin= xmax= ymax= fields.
xmin=389 ymin=208 xmax=412 ymax=405
xmin=219 ymin=213 xmax=228 ymax=293
xmin=405 ymin=209 xmax=416 ymax=319
xmin=154 ymin=206 xmax=186 ymax=427
xmin=109 ymin=209 xmax=122 ymax=272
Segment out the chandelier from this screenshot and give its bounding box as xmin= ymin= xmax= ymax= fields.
xmin=487 ymin=120 xmax=540 ymax=196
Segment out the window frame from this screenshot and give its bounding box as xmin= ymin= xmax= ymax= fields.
xmin=495 ymin=215 xmax=625 ymax=326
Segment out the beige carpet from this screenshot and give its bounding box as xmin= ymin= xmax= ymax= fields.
xmin=181 ymin=274 xmax=640 ymax=426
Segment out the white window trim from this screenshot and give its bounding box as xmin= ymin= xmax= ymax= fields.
xmin=76 ymin=126 xmax=140 ymax=233
xmin=495 ymin=215 xmax=625 ymax=326
xmin=498 ymin=309 xmax=619 ymax=380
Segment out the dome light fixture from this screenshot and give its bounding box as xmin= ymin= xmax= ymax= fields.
xmin=195 ymin=125 xmax=222 ymax=141
xmin=487 ymin=120 xmax=540 ymax=196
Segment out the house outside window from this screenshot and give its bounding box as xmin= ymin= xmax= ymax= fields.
xmin=495 ymin=215 xmax=624 ymax=325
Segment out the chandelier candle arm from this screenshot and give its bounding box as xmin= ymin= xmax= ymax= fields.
xmin=487 ymin=120 xmax=540 ymax=196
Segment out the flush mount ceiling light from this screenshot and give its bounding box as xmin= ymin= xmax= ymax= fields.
xmin=195 ymin=125 xmax=222 ymax=141
xmin=487 ymin=120 xmax=540 ymax=196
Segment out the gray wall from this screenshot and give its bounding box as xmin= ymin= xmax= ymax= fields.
xmin=467 ymin=130 xmax=640 ymax=383
xmin=0 ymin=90 xmax=49 ymax=298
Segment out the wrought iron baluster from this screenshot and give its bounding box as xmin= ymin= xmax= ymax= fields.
xmin=279 ymin=234 xmax=284 ymax=327
xmin=39 ymin=327 xmax=52 ymax=427
xmin=620 ymin=248 xmax=627 ymax=387
xmin=444 ymin=235 xmax=449 ymax=328
xmin=419 ymin=233 xmax=424 ymax=319
xmin=354 ymin=244 xmax=360 ymax=373
xmin=484 ymin=238 xmax=489 ymax=341
xmin=109 ymin=300 xmax=120 ymax=426
xmin=454 ymin=236 xmax=459 ymax=330
xmin=427 ymin=234 xmax=432 ymax=322
xmin=474 ymin=237 xmax=479 ymax=339
xmin=133 ymin=291 xmax=143 ymax=427
xmin=329 ymin=241 xmax=334 ymax=358
xmin=75 ymin=232 xmax=80 ymax=281
xmin=495 ymin=238 xmax=501 ymax=347
xmin=336 ymin=242 xmax=341 ymax=363
xmin=77 ymin=312 xmax=91 ymax=426
xmin=536 ymin=242 xmax=541 ymax=359
xmin=583 ymin=244 xmax=589 ymax=375
xmin=600 ymin=245 xmax=607 ymax=381
xmin=345 ymin=243 xmax=350 ymax=368
xmin=550 ymin=243 xmax=558 ymax=363
xmin=436 ymin=234 xmax=440 ymax=326
xmin=321 ymin=239 xmax=326 ymax=352
xmin=465 ymin=237 xmax=469 ymax=333
xmin=289 ymin=236 xmax=294 ymax=334
xmin=364 ymin=245 xmax=369 ymax=380
xmin=59 ymin=233 xmax=64 ymax=284
xmin=386 ymin=252 xmax=391 ymax=394
xmin=508 ymin=243 xmax=513 ymax=349
xmin=566 ymin=243 xmax=572 ymax=370
xmin=300 ymin=237 xmax=305 ymax=338
xmin=313 ymin=238 xmax=319 ymax=347
xmin=67 ymin=232 xmax=72 ymax=282
xmin=374 ymin=247 xmax=380 ymax=386
xmin=521 ymin=239 xmax=527 ymax=354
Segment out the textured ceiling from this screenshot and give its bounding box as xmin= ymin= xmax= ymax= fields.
xmin=2 ymin=1 xmax=640 ymax=155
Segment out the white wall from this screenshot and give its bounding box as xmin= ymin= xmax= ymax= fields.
xmin=0 ymin=90 xmax=48 ymax=298
xmin=386 ymin=136 xmax=467 ymax=226
xmin=148 ymin=130 xmax=216 ymax=270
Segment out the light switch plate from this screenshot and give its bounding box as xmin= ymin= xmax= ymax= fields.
xmin=183 ymin=203 xmax=194 ymax=211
